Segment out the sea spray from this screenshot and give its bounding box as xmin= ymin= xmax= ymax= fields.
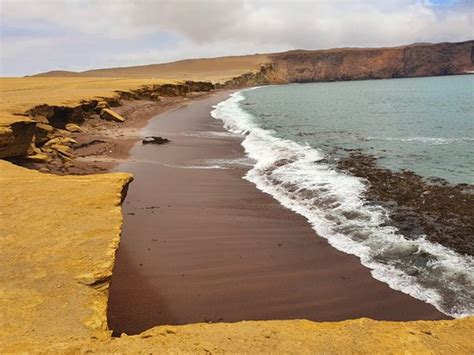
xmin=211 ymin=89 xmax=474 ymax=318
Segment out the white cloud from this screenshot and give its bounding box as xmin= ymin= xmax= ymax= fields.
xmin=0 ymin=0 xmax=472 ymax=75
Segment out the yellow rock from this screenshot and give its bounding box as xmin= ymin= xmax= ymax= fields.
xmin=0 ymin=161 xmax=133 ymax=351
xmin=33 ymin=115 xmax=49 ymax=124
xmin=65 ymin=123 xmax=82 ymax=132
xmin=33 ymin=122 xmax=54 ymax=145
xmin=100 ymin=108 xmax=125 ymax=122
xmin=51 ymin=143 xmax=71 ymax=153
xmin=0 ymin=120 xmax=36 ymax=158
xmin=25 ymin=153 xmax=50 ymax=163
xmin=36 ymin=122 xmax=54 ymax=132
xmin=96 ymin=100 xmax=109 ymax=110
xmin=44 ymin=136 xmax=77 ymax=147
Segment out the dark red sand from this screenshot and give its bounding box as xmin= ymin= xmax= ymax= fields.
xmin=107 ymin=92 xmax=448 ymax=336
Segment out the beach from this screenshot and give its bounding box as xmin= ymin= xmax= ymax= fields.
xmin=107 ymin=91 xmax=448 ymax=336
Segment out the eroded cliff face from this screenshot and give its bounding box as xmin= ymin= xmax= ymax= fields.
xmin=223 ymin=40 xmax=473 ymax=87
xmin=0 ymin=120 xmax=36 ymax=159
xmin=0 ymin=80 xmax=215 ymax=164
xmin=272 ymin=41 xmax=473 ymax=82
xmin=0 ymin=160 xmax=133 ymax=349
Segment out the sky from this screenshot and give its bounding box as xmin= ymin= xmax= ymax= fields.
xmin=0 ymin=0 xmax=472 ymax=76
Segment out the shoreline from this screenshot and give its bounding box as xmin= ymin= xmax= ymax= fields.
xmin=107 ymin=90 xmax=448 ymax=336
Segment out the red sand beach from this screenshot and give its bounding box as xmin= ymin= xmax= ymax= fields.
xmin=107 ymin=92 xmax=448 ymax=336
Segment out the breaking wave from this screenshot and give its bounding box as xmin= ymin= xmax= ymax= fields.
xmin=211 ymin=89 xmax=474 ymax=318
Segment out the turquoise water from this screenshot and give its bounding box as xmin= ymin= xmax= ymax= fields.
xmin=241 ymin=75 xmax=474 ymax=184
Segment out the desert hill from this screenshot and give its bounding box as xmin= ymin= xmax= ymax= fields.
xmin=32 ymin=41 xmax=473 ymax=85
xmin=32 ymin=54 xmax=270 ymax=82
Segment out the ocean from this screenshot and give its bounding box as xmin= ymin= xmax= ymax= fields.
xmin=211 ymin=75 xmax=474 ymax=319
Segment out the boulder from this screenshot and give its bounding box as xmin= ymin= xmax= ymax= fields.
xmin=100 ymin=108 xmax=125 ymax=123
xmin=0 ymin=120 xmax=36 ymax=159
xmin=142 ymin=136 xmax=171 ymax=145
xmin=34 ymin=123 xmax=54 ymax=145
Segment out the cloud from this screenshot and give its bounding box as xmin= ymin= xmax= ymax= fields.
xmin=0 ymin=0 xmax=472 ymax=75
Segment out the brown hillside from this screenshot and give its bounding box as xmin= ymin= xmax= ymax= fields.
xmin=33 ymin=54 xmax=270 ymax=83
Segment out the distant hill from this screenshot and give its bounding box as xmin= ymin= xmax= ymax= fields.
xmin=32 ymin=40 xmax=473 ymax=84
xmin=32 ymin=54 xmax=270 ymax=83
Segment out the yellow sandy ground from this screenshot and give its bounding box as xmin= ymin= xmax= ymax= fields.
xmin=0 ymin=77 xmax=174 ymax=126
xmin=0 ymin=160 xmax=132 ymax=349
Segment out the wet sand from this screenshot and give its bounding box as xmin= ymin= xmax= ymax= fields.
xmin=107 ymin=91 xmax=448 ymax=336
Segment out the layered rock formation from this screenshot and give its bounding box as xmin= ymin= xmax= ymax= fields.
xmin=0 ymin=120 xmax=36 ymax=159
xmin=271 ymin=41 xmax=473 ymax=82
xmin=0 ymin=80 xmax=216 ymax=163
xmin=222 ymin=40 xmax=473 ymax=87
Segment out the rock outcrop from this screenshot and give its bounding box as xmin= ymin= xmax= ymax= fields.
xmin=0 ymin=80 xmax=216 ymax=164
xmin=100 ymin=108 xmax=125 ymax=122
xmin=271 ymin=41 xmax=473 ymax=82
xmin=0 ymin=120 xmax=36 ymax=159
xmin=222 ymin=40 xmax=473 ymax=88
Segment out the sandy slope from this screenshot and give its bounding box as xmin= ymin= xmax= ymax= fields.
xmin=32 ymin=54 xmax=269 ymax=82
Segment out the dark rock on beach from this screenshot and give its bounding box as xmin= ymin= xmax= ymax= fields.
xmin=142 ymin=136 xmax=171 ymax=145
xmin=337 ymin=152 xmax=474 ymax=256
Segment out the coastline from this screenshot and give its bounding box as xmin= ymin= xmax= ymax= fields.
xmin=107 ymin=90 xmax=448 ymax=335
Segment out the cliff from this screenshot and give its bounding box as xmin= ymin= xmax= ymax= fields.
xmin=221 ymin=40 xmax=473 ymax=87
xmin=0 ymin=78 xmax=214 ymax=160
xmin=270 ymin=40 xmax=473 ymax=83
xmin=0 ymin=160 xmax=133 ymax=348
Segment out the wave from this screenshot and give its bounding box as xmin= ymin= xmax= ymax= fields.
xmin=211 ymin=89 xmax=474 ymax=318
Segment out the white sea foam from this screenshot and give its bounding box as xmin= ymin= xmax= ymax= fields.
xmin=211 ymin=89 xmax=474 ymax=318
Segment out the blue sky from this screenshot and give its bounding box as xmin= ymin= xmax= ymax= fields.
xmin=1 ymin=0 xmax=472 ymax=76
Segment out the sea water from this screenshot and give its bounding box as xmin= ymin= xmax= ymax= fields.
xmin=211 ymin=75 xmax=474 ymax=318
